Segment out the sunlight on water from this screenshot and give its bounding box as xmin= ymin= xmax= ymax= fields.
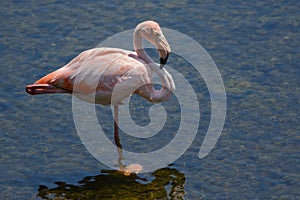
xmin=1 ymin=0 xmax=299 ymax=199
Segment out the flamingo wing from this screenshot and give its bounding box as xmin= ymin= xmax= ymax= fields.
xmin=26 ymin=48 xmax=151 ymax=105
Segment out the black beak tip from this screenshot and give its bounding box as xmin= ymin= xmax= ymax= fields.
xmin=159 ymin=53 xmax=170 ymax=69
xmin=160 ymin=57 xmax=167 ymax=65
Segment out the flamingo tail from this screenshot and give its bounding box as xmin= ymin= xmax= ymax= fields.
xmin=26 ymin=84 xmax=70 ymax=95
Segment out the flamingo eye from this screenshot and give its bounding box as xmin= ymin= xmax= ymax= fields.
xmin=154 ymin=29 xmax=160 ymax=35
xmin=153 ymin=31 xmax=161 ymax=39
xmin=155 ymin=33 xmax=163 ymax=42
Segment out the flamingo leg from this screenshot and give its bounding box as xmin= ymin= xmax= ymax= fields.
xmin=113 ymin=105 xmax=126 ymax=170
xmin=113 ymin=105 xmax=122 ymax=149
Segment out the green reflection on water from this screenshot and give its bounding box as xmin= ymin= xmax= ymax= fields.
xmin=37 ymin=167 xmax=185 ymax=200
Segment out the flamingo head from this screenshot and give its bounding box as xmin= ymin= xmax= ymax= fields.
xmin=137 ymin=21 xmax=171 ymax=69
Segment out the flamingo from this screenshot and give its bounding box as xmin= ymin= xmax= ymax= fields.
xmin=26 ymin=21 xmax=175 ymax=157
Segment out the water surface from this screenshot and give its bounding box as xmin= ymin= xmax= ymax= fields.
xmin=1 ymin=0 xmax=299 ymax=199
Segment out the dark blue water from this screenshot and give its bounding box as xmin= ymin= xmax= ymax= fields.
xmin=1 ymin=0 xmax=299 ymax=199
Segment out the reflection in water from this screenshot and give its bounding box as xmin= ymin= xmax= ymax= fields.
xmin=37 ymin=167 xmax=185 ymax=199
xmin=37 ymin=127 xmax=185 ymax=199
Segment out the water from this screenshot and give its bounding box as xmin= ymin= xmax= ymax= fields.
xmin=1 ymin=0 xmax=299 ymax=199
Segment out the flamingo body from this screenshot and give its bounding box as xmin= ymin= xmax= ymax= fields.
xmin=26 ymin=20 xmax=175 ymax=104
xmin=26 ymin=21 xmax=174 ymax=173
xmin=26 ymin=48 xmax=152 ymax=105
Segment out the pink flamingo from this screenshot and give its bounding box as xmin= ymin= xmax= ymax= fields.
xmin=26 ymin=21 xmax=175 ymax=147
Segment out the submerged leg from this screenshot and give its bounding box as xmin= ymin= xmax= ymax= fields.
xmin=114 ymin=105 xmax=125 ymax=170
xmin=113 ymin=105 xmax=122 ymax=149
xmin=113 ymin=105 xmax=143 ymax=175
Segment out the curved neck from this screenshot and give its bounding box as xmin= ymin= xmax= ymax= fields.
xmin=133 ymin=29 xmax=175 ymax=102
xmin=133 ymin=28 xmax=169 ymax=85
xmin=133 ymin=29 xmax=153 ymax=64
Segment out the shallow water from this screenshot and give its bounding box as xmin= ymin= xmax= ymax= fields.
xmin=1 ymin=0 xmax=299 ymax=199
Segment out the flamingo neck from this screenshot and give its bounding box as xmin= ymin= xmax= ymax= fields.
xmin=133 ymin=29 xmax=175 ymax=102
xmin=133 ymin=30 xmax=153 ymax=64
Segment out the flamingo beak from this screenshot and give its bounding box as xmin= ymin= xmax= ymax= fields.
xmin=160 ymin=54 xmax=169 ymax=69
xmin=157 ymin=35 xmax=171 ymax=69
